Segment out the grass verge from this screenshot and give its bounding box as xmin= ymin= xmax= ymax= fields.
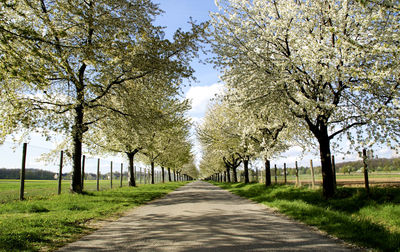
xmin=212 ymin=182 xmax=400 ymax=251
xmin=0 ymin=182 xmax=188 ymax=251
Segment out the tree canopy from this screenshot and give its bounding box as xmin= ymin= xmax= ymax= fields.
xmin=207 ymin=0 xmax=399 ymax=197
xmin=0 ymin=0 xmax=204 ymax=192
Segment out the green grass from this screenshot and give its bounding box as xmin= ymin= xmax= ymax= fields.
xmin=0 ymin=179 xmax=138 ymax=203
xmin=0 ymin=181 xmax=188 ymax=251
xmin=212 ymin=182 xmax=400 ymax=251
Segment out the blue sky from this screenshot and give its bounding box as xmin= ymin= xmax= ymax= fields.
xmin=0 ymin=0 xmax=398 ymax=173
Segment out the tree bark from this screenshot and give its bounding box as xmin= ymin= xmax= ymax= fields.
xmin=168 ymin=168 xmax=171 ymax=182
xmin=127 ymin=151 xmax=137 ymax=187
xmin=173 ymin=170 xmax=176 ymax=181
xmin=232 ymin=167 xmax=238 ymax=182
xmin=161 ymin=167 xmax=165 ymax=183
xmin=265 ymin=158 xmax=271 ymax=186
xmin=71 ymin=104 xmax=84 ymax=193
xmin=243 ymin=157 xmax=250 ymax=183
xmin=151 ymin=161 xmax=155 ymax=184
xmin=226 ymin=165 xmax=231 ymax=182
xmin=317 ymin=125 xmax=335 ymax=198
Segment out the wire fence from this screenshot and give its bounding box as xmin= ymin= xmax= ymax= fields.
xmin=212 ymin=155 xmax=400 ymax=188
xmin=0 ymin=142 xmax=183 ymax=202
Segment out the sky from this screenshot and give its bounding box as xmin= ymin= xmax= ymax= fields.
xmin=0 ymin=0 xmax=398 ymax=174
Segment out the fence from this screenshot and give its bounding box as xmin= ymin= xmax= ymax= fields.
xmin=0 ymin=142 xmax=186 ymax=202
xmin=209 ymin=153 xmax=400 ymax=189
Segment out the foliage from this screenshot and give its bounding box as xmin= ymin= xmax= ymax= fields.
xmin=208 ymin=0 xmax=400 ymax=197
xmin=0 ymin=0 xmax=204 ymax=192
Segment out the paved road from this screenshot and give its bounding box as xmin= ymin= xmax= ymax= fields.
xmin=59 ymin=181 xmax=357 ymax=251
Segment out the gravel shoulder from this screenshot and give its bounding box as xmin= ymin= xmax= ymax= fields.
xmin=59 ymin=181 xmax=358 ymax=251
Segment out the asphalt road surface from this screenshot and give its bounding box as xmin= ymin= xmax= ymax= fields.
xmin=59 ymin=181 xmax=358 ymax=251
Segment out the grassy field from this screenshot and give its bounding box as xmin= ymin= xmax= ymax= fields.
xmin=212 ymin=182 xmax=400 ymax=251
xmin=0 ymin=179 xmax=144 ymax=203
xmin=0 ymin=181 xmax=188 ymax=251
xmin=248 ymin=172 xmax=400 ymax=186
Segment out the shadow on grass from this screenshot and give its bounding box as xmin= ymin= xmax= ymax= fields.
xmin=0 ymin=183 xmax=185 ymax=251
xmin=213 ymin=182 xmax=400 ymax=251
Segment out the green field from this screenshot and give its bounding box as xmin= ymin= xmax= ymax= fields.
xmin=246 ymin=171 xmax=400 ymax=185
xmin=213 ymin=182 xmax=400 ymax=251
xmin=0 ymin=179 xmax=147 ymax=203
xmin=0 ymin=181 xmax=188 ymax=251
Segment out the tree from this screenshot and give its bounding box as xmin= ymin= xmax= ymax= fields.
xmin=139 ymin=97 xmax=192 ymax=184
xmin=198 ymin=98 xmax=259 ymax=183
xmin=209 ymin=0 xmax=399 ymax=198
xmin=1 ymin=0 xmax=205 ymax=193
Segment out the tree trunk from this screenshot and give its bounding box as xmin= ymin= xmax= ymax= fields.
xmin=317 ymin=126 xmax=335 ymax=198
xmin=243 ymin=157 xmax=250 ymax=183
xmin=226 ymin=165 xmax=231 ymax=182
xmin=265 ymin=158 xmax=271 ymax=186
xmin=71 ymin=104 xmax=84 ymax=193
xmin=168 ymin=168 xmax=171 ymax=182
xmin=127 ymin=152 xmax=136 ymax=187
xmin=232 ymin=167 xmax=238 ymax=182
xmin=173 ymin=170 xmax=176 ymax=181
xmin=284 ymin=163 xmax=287 ymax=184
xmin=161 ymin=167 xmax=165 ymax=183
xmin=362 ymin=149 xmax=370 ymax=194
xmin=151 ymin=161 xmax=155 ymax=184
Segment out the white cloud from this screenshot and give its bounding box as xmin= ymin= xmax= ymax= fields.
xmin=185 ymin=83 xmax=224 ymax=117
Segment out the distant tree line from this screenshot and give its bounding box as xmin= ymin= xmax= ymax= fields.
xmin=336 ymin=158 xmax=400 ymax=174
xmin=0 ymin=168 xmax=56 ymax=180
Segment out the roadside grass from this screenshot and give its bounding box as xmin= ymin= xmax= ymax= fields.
xmin=212 ymin=182 xmax=400 ymax=251
xmin=0 ymin=182 xmax=188 ymax=251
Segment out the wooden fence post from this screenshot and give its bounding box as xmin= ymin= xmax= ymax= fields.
xmin=310 ymin=159 xmax=315 ymax=189
xmin=20 ymin=143 xmax=27 ymax=201
xmin=81 ymin=155 xmax=85 ymax=190
xmin=295 ymin=161 xmax=301 ymax=187
xmin=284 ymin=163 xmax=287 ymax=184
xmin=332 ymin=155 xmax=337 ymax=189
xmin=363 ymin=149 xmax=370 ymax=194
xmin=120 ymin=163 xmax=123 ymax=188
xmin=274 ymin=164 xmax=277 ymax=184
xmin=58 ymin=150 xmax=64 ymax=195
xmin=149 ymin=169 xmax=151 ymax=184
xmin=97 ymin=158 xmax=100 ymax=191
xmin=110 ymin=161 xmax=113 ymax=189
xmin=134 ymin=166 xmax=137 ymax=184
xmin=255 ymin=167 xmax=259 ymax=183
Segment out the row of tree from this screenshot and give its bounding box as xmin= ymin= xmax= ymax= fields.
xmin=0 ymin=168 xmax=56 ymax=180
xmin=0 ymin=0 xmax=202 ymax=193
xmin=198 ymin=0 xmax=399 ymax=198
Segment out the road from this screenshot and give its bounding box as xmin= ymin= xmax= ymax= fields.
xmin=59 ymin=181 xmax=357 ymax=251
